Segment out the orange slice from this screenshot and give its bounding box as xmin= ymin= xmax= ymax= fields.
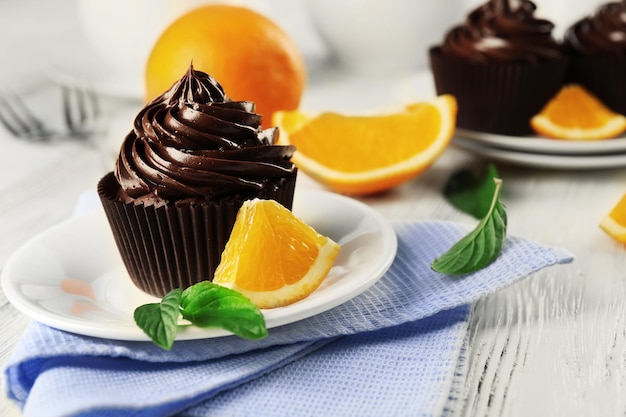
xmin=600 ymin=192 xmax=626 ymax=243
xmin=212 ymin=199 xmax=340 ymax=309
xmin=531 ymin=84 xmax=626 ymax=140
xmin=273 ymin=95 xmax=457 ymax=195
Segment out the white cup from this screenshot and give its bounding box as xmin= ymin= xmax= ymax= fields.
xmin=76 ymin=0 xmax=210 ymax=83
xmin=76 ymin=0 xmax=284 ymax=88
xmin=304 ymin=0 xmax=466 ymax=75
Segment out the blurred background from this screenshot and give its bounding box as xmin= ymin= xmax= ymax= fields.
xmin=0 ymin=0 xmax=610 ymax=166
xmin=0 ymin=0 xmax=609 ymax=94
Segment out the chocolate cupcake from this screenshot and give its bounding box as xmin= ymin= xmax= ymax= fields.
xmin=98 ymin=64 xmax=297 ymax=297
xmin=564 ymin=1 xmax=626 ymax=115
xmin=429 ymin=0 xmax=568 ymax=136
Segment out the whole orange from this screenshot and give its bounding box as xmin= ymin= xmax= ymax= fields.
xmin=145 ymin=5 xmax=307 ymax=127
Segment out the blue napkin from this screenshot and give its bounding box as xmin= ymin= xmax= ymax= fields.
xmin=4 ymin=220 xmax=573 ymax=417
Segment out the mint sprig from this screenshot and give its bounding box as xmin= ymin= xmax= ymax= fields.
xmin=181 ymin=282 xmax=267 ymax=340
xmin=134 ymin=282 xmax=267 ymax=350
xmin=134 ymin=289 xmax=182 ymax=350
xmin=432 ymin=178 xmax=507 ymax=274
xmin=443 ymin=163 xmax=500 ymax=219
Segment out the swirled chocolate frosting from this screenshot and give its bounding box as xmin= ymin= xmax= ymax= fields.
xmin=564 ymin=1 xmax=626 ymax=55
xmin=440 ymin=0 xmax=563 ymax=63
xmin=115 ymin=65 xmax=296 ymax=204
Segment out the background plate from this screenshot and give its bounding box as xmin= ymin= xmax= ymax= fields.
xmin=456 ymin=128 xmax=626 ymax=155
xmin=454 ymin=137 xmax=626 ymax=170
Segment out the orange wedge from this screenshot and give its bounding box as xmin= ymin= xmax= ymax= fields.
xmin=531 ymin=84 xmax=626 ymax=140
xmin=212 ymin=199 xmax=340 ymax=309
xmin=600 ymin=192 xmax=626 ymax=243
xmin=273 ymin=95 xmax=457 ymax=195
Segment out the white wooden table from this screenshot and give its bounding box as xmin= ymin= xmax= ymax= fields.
xmin=3 ymin=1 xmax=626 ymax=416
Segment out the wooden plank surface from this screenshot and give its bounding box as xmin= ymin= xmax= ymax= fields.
xmin=3 ymin=116 xmax=626 ymax=417
xmin=3 ymin=1 xmax=626 ymax=415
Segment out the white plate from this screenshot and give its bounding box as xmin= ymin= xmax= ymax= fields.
xmin=454 ymin=137 xmax=626 ymax=170
xmin=456 ymin=128 xmax=626 ymax=155
xmin=1 ymin=189 xmax=397 ymax=341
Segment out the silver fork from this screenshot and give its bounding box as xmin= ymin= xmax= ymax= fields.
xmin=0 ymin=86 xmax=101 ymax=141
xmin=61 ymin=85 xmax=101 ymax=140
xmin=0 ymin=91 xmax=55 ymax=141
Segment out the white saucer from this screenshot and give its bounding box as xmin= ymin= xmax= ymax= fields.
xmin=454 ymin=137 xmax=626 ymax=170
xmin=456 ymin=128 xmax=626 ymax=155
xmin=1 ymin=189 xmax=397 ymax=341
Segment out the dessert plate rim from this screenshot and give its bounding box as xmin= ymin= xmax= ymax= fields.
xmin=1 ymin=189 xmax=397 ymax=341
xmin=453 ymin=136 xmax=626 ymax=170
xmin=455 ymin=128 xmax=626 ymax=155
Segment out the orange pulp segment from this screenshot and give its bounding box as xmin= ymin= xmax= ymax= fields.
xmin=212 ymin=199 xmax=340 ymax=309
xmin=531 ymin=84 xmax=626 ymax=140
xmin=273 ymin=95 xmax=457 ymax=195
xmin=600 ymin=192 xmax=626 ymax=243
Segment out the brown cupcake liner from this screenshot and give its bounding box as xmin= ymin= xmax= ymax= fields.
xmin=429 ymin=47 xmax=568 ymax=136
xmin=566 ymin=53 xmax=626 ymax=116
xmin=97 ymin=172 xmax=296 ymax=297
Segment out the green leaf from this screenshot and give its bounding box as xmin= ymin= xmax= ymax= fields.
xmin=134 ymin=288 xmax=182 ymax=350
xmin=181 ymin=281 xmax=267 ymax=340
xmin=443 ymin=163 xmax=500 ymax=219
xmin=432 ymin=178 xmax=507 ymax=275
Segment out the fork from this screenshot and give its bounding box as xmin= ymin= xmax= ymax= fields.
xmin=0 ymin=86 xmax=101 ymax=141
xmin=0 ymin=91 xmax=55 ymax=141
xmin=61 ymin=85 xmax=101 ymax=140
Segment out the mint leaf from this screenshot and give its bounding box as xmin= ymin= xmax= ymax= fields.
xmin=134 ymin=282 xmax=268 ymax=349
xmin=181 ymin=282 xmax=267 ymax=340
xmin=432 ymin=178 xmax=507 ymax=274
xmin=444 ymin=163 xmax=500 ymax=219
xmin=134 ymin=288 xmax=182 ymax=350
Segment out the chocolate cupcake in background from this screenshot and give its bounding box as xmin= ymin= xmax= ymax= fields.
xmin=564 ymin=1 xmax=626 ymax=115
xmin=429 ymin=0 xmax=568 ymax=136
xmin=98 ymin=64 xmax=297 ymax=297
